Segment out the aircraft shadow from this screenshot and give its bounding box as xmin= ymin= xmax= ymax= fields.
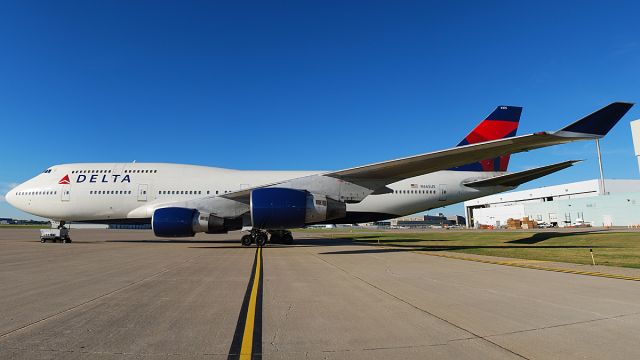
xmin=352 ymin=235 xmax=451 ymax=242
xmin=320 ymin=243 xmax=603 ymax=255
xmin=506 ymin=230 xmax=603 ymax=244
xmin=189 ymin=237 xmax=359 ymax=249
xmin=106 ymin=239 xmax=239 ymax=244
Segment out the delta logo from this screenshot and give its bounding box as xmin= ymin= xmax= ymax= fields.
xmin=58 ymin=174 xmax=131 ymax=184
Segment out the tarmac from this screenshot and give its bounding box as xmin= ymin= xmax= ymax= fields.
xmin=1 ymin=228 xmax=640 ymax=359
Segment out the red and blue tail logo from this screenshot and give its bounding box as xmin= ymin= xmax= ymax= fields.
xmin=449 ymin=105 xmax=522 ymax=172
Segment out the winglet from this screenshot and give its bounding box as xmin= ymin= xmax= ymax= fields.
xmin=555 ymin=102 xmax=634 ymax=137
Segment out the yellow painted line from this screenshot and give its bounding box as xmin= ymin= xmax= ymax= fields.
xmin=416 ymin=251 xmax=640 ymax=282
xmin=239 ymin=246 xmax=261 ymax=360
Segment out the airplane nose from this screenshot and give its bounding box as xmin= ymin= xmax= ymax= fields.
xmin=5 ymin=186 xmax=18 ymax=207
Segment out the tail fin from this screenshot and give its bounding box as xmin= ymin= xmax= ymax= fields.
xmin=449 ymin=105 xmax=522 ymax=172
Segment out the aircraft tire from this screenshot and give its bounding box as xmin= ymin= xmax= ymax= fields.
xmin=241 ymin=235 xmax=253 ymax=246
xmin=256 ymin=233 xmax=268 ymax=247
xmin=282 ymin=233 xmax=294 ymax=245
xmin=270 ymin=233 xmax=281 ymax=244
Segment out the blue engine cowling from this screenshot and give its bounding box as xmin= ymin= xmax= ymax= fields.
xmin=152 ymin=207 xmax=197 ymax=237
xmin=251 ymin=188 xmax=307 ymax=229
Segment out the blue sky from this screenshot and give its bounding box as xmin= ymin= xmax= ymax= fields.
xmin=1 ymin=1 xmax=639 ymax=219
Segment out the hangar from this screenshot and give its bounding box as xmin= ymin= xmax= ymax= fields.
xmin=465 ymin=119 xmax=640 ymax=228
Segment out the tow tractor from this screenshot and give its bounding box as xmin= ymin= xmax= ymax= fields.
xmin=40 ymin=222 xmax=72 ymax=243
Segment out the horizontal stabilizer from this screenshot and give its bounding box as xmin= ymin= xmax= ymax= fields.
xmin=463 ymin=160 xmax=581 ymax=188
xmin=555 ymin=102 xmax=634 ymax=137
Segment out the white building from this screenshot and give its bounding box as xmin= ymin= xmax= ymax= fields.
xmin=464 ymin=179 xmax=640 ymax=228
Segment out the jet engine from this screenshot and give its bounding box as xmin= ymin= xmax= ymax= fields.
xmin=250 ymin=188 xmax=346 ymax=229
xmin=152 ymin=207 xmax=242 ymax=237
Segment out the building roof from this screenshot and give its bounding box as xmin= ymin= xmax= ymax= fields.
xmin=464 ymin=179 xmax=640 ymax=207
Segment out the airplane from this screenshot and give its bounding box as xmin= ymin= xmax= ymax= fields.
xmin=5 ymin=102 xmax=633 ymax=246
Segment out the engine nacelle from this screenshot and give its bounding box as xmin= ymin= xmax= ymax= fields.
xmin=250 ymin=188 xmax=346 ymax=229
xmin=152 ymin=207 xmax=243 ymax=237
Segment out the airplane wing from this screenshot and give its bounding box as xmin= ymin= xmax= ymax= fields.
xmin=325 ymin=102 xmax=632 ymax=188
xmin=221 ymin=102 xmax=632 ymax=201
xmin=462 ymin=160 xmax=581 ymax=188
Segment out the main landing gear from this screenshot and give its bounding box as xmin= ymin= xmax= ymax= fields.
xmin=268 ymin=230 xmax=294 ymax=245
xmin=241 ymin=229 xmax=268 ymax=247
xmin=240 ymin=229 xmax=294 ymax=247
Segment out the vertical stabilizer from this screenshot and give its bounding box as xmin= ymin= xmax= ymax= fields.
xmin=450 ymin=105 xmax=522 ymax=172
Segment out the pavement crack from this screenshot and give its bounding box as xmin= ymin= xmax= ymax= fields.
xmin=310 ymin=251 xmax=531 ymax=360
xmin=484 ymin=310 xmax=640 ymax=339
xmin=270 ymin=302 xmax=293 ymax=352
xmin=0 ymin=254 xmax=202 ymax=340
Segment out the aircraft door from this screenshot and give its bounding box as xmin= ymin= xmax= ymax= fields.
xmin=138 ymin=184 xmax=148 ymax=201
xmin=61 ymin=184 xmax=70 ymax=201
xmin=438 ymin=184 xmax=447 ymax=201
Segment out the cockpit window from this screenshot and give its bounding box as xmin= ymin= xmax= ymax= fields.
xmin=43 ymin=169 xmax=52 ymax=173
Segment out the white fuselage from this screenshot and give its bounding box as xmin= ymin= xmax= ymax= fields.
xmin=6 ymin=163 xmax=511 ymax=223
